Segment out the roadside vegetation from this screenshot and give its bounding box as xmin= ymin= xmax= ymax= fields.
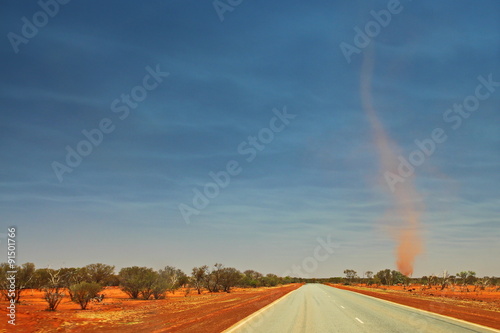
xmin=0 ymin=262 xmax=303 ymax=311
xmin=335 ymin=268 xmax=499 ymax=294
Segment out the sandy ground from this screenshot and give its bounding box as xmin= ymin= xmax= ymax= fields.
xmin=327 ymin=283 xmax=500 ymax=330
xmin=0 ymin=284 xmax=301 ymax=332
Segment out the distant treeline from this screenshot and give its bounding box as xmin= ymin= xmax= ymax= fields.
xmin=336 ymin=269 xmax=499 ymax=292
xmin=2 ymin=263 xmax=498 ymax=311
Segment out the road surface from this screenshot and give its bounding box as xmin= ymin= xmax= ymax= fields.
xmin=224 ymin=284 xmax=499 ymax=333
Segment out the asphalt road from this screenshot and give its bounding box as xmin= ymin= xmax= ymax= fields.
xmin=224 ymin=284 xmax=499 ymax=333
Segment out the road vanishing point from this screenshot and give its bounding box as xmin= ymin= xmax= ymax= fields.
xmin=224 ymin=284 xmax=499 ymax=333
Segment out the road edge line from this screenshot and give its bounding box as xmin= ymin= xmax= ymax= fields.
xmin=222 ymin=284 xmax=304 ymax=332
xmin=326 ymin=284 xmax=500 ymax=333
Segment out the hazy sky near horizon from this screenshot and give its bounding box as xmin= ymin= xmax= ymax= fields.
xmin=1 ymin=0 xmax=499 ymax=277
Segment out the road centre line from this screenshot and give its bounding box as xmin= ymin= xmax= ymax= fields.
xmin=355 ymin=317 xmax=364 ymax=324
xmin=328 ymin=286 xmax=500 ymax=333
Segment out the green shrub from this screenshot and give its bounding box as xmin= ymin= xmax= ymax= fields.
xmin=70 ymin=282 xmax=103 ymax=310
xmin=119 ymin=267 xmax=157 ymax=300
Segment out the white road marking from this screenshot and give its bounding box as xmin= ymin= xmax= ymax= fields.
xmin=222 ymin=288 xmax=300 ymax=332
xmin=328 ymin=286 xmax=500 ymax=332
xmin=355 ymin=317 xmax=364 ymax=324
xmin=340 ymin=305 xmax=345 ymax=309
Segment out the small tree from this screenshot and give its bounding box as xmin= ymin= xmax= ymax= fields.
xmin=205 ymin=263 xmax=224 ymax=293
xmin=429 ymin=275 xmax=439 ymax=289
xmin=33 ymin=268 xmax=52 ymax=291
xmin=375 ymin=269 xmax=392 ymax=285
xmin=474 ymin=277 xmax=490 ymax=293
xmin=158 ymin=266 xmax=186 ymax=294
xmin=191 ymin=266 xmax=208 ymax=294
xmin=241 ymin=270 xmax=263 ymax=288
xmin=119 ymin=266 xmax=157 ymax=299
xmin=343 ymin=269 xmax=357 ymax=284
xmin=440 ymin=270 xmax=451 ymax=290
xmin=151 ymin=278 xmax=169 ymax=300
xmin=43 ymin=269 xmax=65 ymax=311
xmin=58 ymin=267 xmax=89 ymax=300
xmin=365 ymin=271 xmax=374 ymax=286
xmin=391 ymin=270 xmax=405 ymax=285
xmin=151 ymin=266 xmax=188 ymax=300
xmin=85 ymin=263 xmax=115 ymax=285
xmin=0 ymin=262 xmax=36 ymax=303
xmin=456 ymin=271 xmax=476 ymax=292
xmin=70 ymin=282 xmax=103 ymax=310
xmin=139 ymin=270 xmax=158 ymax=300
xmin=262 ymin=273 xmax=279 ymax=287
xmin=219 ymin=267 xmax=242 ymax=292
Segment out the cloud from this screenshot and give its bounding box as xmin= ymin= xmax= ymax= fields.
xmin=0 ymin=0 xmax=498 ymax=276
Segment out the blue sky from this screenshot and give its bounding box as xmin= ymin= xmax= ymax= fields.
xmin=1 ymin=0 xmax=499 ymax=277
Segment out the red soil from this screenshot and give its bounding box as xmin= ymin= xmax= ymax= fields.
xmin=327 ymin=283 xmax=500 ymax=330
xmin=0 ymin=284 xmax=301 ymax=332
